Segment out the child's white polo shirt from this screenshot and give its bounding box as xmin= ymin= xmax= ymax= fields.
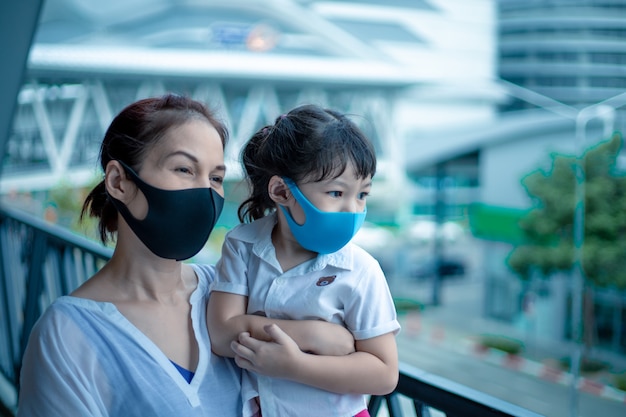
xmin=211 ymin=213 xmax=401 ymax=417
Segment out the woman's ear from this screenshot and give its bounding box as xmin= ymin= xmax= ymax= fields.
xmin=104 ymin=160 xmax=132 ymax=202
xmin=268 ymin=175 xmax=291 ymax=205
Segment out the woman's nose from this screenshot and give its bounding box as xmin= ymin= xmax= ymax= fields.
xmin=198 ymin=176 xmax=212 ymax=189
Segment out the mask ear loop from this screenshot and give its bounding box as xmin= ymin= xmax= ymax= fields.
xmin=279 ymin=178 xmax=305 ymax=226
xmin=116 ymin=160 xmax=138 ymax=179
xmin=287 ymin=178 xmax=323 ymax=229
xmin=282 ymin=178 xmax=311 ymax=208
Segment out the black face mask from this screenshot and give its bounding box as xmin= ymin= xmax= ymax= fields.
xmin=108 ymin=161 xmax=224 ymax=261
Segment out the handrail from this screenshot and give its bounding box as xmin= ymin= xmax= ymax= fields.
xmin=369 ymin=362 xmax=545 ymax=417
xmin=0 ymin=204 xmax=544 ymax=417
xmin=0 ymin=203 xmax=112 ymax=415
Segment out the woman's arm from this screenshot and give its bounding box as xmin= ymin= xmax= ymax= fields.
xmin=207 ymin=291 xmax=355 ymax=358
xmin=231 ymin=324 xmax=399 ymax=395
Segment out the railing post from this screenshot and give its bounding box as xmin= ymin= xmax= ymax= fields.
xmin=367 ymin=395 xmax=384 ymax=415
xmin=415 ymin=400 xmax=432 ymax=417
xmin=0 ymin=217 xmax=18 ymax=387
xmin=368 ymin=393 xmax=403 ymax=417
xmin=17 ymin=230 xmax=47 ymax=385
xmin=386 ymin=394 xmax=403 ymax=416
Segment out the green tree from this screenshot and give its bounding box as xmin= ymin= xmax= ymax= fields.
xmin=507 ymin=132 xmax=626 ymax=350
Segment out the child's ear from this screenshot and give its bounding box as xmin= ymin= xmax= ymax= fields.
xmin=268 ymin=175 xmax=291 ymax=205
xmin=104 ymin=160 xmax=133 ymax=202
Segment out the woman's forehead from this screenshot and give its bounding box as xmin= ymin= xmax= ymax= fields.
xmin=143 ymin=121 xmax=223 ymax=163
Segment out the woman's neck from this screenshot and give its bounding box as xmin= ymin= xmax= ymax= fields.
xmin=71 ymin=243 xmax=191 ymax=304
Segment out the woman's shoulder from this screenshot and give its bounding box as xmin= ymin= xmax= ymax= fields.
xmin=39 ymin=296 xmax=89 ymax=316
xmin=41 ymin=296 xmax=118 ymax=322
xmin=27 ymin=297 xmax=95 ymax=345
xmin=190 ymin=263 xmax=217 ymax=287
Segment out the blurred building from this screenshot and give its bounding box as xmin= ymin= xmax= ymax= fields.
xmin=499 ymin=0 xmax=626 ymax=110
xmin=390 ymin=0 xmax=626 ymax=354
xmin=2 ymin=0 xmax=499 ymax=228
xmin=480 ymin=0 xmax=626 ymax=352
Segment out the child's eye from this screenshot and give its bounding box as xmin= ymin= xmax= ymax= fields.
xmin=328 ymin=191 xmax=342 ymax=198
xmin=358 ymin=192 xmax=369 ymax=200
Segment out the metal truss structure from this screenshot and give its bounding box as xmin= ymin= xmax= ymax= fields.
xmin=3 ymin=78 xmax=405 ymax=194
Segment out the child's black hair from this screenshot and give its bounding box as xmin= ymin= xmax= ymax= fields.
xmin=239 ymin=104 xmax=376 ymax=223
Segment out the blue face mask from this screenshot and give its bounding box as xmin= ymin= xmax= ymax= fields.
xmin=279 ymin=178 xmax=366 ymax=254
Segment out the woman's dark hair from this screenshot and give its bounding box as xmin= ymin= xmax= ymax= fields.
xmin=238 ymin=104 xmax=376 ymax=223
xmin=81 ymin=93 xmax=228 ymax=243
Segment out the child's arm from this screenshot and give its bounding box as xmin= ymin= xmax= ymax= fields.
xmin=232 ymin=324 xmax=399 ymax=395
xmin=207 ymin=291 xmax=355 ymax=358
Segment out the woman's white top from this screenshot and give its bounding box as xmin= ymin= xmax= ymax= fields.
xmin=18 ymin=263 xmax=254 ymax=417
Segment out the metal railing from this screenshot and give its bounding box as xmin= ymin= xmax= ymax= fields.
xmin=0 ymin=204 xmax=544 ymax=417
xmin=0 ymin=203 xmax=112 ymax=416
xmin=369 ymin=362 xmax=545 ymax=417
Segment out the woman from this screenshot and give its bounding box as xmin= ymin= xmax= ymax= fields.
xmin=17 ymin=94 xmax=353 ymax=417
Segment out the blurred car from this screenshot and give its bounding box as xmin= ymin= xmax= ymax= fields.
xmin=411 ymin=257 xmax=466 ymax=279
xmin=353 ymin=222 xmax=395 ymax=251
xmin=406 ymin=220 xmax=465 ymax=243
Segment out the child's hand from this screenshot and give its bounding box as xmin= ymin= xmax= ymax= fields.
xmin=231 ymin=324 xmax=303 ymax=379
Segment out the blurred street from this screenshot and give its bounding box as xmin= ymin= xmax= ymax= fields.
xmin=392 ymin=271 xmax=626 ymax=417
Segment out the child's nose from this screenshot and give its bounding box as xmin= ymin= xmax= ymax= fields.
xmin=341 ymin=199 xmax=360 ymax=213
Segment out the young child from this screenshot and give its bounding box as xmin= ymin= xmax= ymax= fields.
xmin=207 ymin=104 xmax=400 ymax=417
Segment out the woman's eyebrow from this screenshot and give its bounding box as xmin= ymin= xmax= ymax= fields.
xmin=164 ymin=151 xmax=227 ymax=173
xmin=165 ymin=150 xmax=198 ymax=163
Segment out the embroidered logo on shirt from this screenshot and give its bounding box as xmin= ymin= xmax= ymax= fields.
xmin=316 ymin=275 xmax=336 ymax=286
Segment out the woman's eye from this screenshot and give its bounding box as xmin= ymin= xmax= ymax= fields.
xmin=176 ymin=167 xmax=192 ymax=174
xmin=211 ymin=175 xmax=224 ymax=184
